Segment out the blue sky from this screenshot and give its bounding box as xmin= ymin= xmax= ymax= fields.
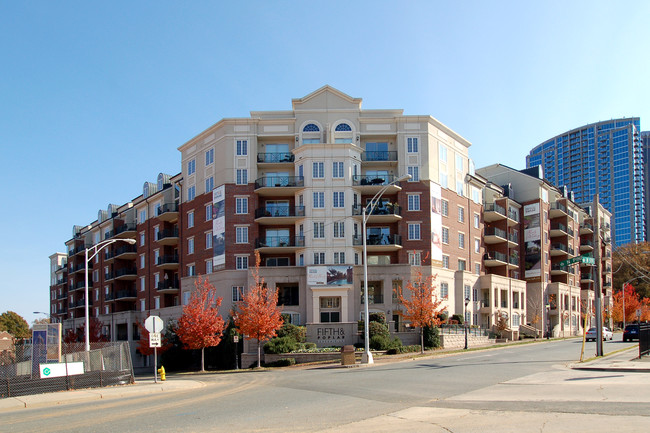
xmin=1 ymin=1 xmax=648 ymax=325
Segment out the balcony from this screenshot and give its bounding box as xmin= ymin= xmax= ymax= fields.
xmin=550 ymin=222 xmax=569 ymax=238
xmin=157 ymin=254 xmax=180 ymax=270
xmin=156 ymin=203 xmax=179 ymax=222
xmin=483 ymin=203 xmax=507 ymax=223
xmin=106 ymin=267 xmax=138 ymax=281
xmin=484 ymin=251 xmax=507 ymax=267
xmin=69 ymin=246 xmax=87 ymax=257
xmin=254 ymin=206 xmax=306 ymax=225
xmin=70 ymin=281 xmax=86 ymax=291
xmin=581 ymin=273 xmax=594 ymax=283
xmin=69 ymin=299 xmax=85 ymax=309
xmin=550 ymin=243 xmax=570 ymax=257
xmin=352 ymin=175 xmax=403 ymax=195
xmin=484 ymin=227 xmax=507 ymax=244
xmin=352 ymin=204 xmax=402 ymax=223
xmin=580 ymin=223 xmax=594 ymax=235
xmin=114 ymin=289 xmax=137 ymax=301
xmin=580 ymin=240 xmax=594 ymax=252
xmin=254 ymin=176 xmax=305 ymax=197
xmin=257 ymin=152 xmax=294 ymax=165
xmin=550 ymin=202 xmax=569 ymax=218
xmin=361 ymin=151 xmax=398 ymax=165
xmin=156 ymin=228 xmax=180 ymax=245
xmin=113 ymin=223 xmax=137 ymax=239
xmin=113 ymin=244 xmax=137 ymax=260
xmin=353 ymin=234 xmax=402 ymax=252
xmin=508 ymin=254 xmax=519 ymax=267
xmin=255 ymin=236 xmax=305 ymax=253
xmin=551 ymin=263 xmax=569 ymax=275
xmin=157 ymin=278 xmax=180 ymax=294
xmin=508 ymin=232 xmax=519 ymax=247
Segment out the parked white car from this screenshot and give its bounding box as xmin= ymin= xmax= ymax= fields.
xmin=585 ymin=327 xmax=613 ymax=341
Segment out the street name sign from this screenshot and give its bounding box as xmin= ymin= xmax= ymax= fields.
xmin=558 ymin=255 xmax=595 ymax=268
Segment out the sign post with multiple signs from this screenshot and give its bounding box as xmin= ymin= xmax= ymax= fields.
xmin=145 ymin=315 xmax=164 ymax=383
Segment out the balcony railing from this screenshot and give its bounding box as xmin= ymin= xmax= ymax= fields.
xmin=551 ymin=202 xmax=567 ymax=214
xmin=255 ymin=236 xmax=305 ymax=248
xmin=485 ymin=227 xmax=507 ymax=238
xmin=157 ymin=279 xmax=180 ymax=291
xmin=257 ymin=152 xmax=294 ymax=163
xmin=115 ymin=289 xmax=137 ymax=300
xmin=361 ymin=151 xmax=398 ymax=162
xmin=254 ymin=176 xmax=304 ymax=189
xmin=352 ymin=174 xmax=400 ymax=186
xmin=484 ymin=251 xmax=507 ymax=262
xmin=107 ymin=268 xmax=137 ymax=279
xmin=484 ymin=203 xmax=506 ymax=216
xmin=352 ymin=204 xmax=401 ymax=217
xmin=352 ymin=234 xmax=402 ymax=246
xmin=157 ymin=254 xmax=180 ymax=265
xmin=114 ymin=223 xmax=137 ymax=236
xmin=508 ymin=209 xmax=519 ymax=222
xmin=114 ymin=244 xmax=137 ymax=257
xmin=254 ymin=206 xmax=306 ymax=219
xmin=156 ymin=203 xmax=179 ymax=217
xmin=551 ymin=243 xmax=568 ymax=253
xmin=157 ymin=228 xmax=179 ymax=241
xmin=508 ymin=254 xmax=519 ymax=266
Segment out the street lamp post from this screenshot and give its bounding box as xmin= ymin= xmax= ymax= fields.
xmin=362 ymin=173 xmax=411 ymax=364
xmin=464 ymin=297 xmax=470 ymax=349
xmin=33 ymin=311 xmax=51 ymax=323
xmin=545 ymin=304 xmax=551 ymax=339
xmin=84 ymin=238 xmax=136 ymax=352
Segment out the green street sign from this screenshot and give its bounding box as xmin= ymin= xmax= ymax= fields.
xmin=558 ymin=255 xmax=595 ymax=268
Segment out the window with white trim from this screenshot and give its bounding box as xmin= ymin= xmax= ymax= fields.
xmin=407 ymin=137 xmax=418 ymax=153
xmin=188 ymin=237 xmax=194 ymax=254
xmin=440 ymin=282 xmax=449 ymax=298
xmin=441 ymin=199 xmax=449 ymax=217
xmin=408 ymin=223 xmax=421 ymax=240
xmin=187 ymin=185 xmax=196 ymax=201
xmin=408 ymin=194 xmax=420 ymax=211
xmin=312 ymin=162 xmax=324 ymax=179
xmin=205 ymin=176 xmax=214 ymax=193
xmin=442 ymin=227 xmax=449 ymax=244
xmin=333 ymin=221 xmax=345 ymax=238
xmin=235 ymin=256 xmax=248 ymax=270
xmin=236 ymin=169 xmax=248 ymax=185
xmin=458 ymin=232 xmax=465 ymax=249
xmin=187 ymin=159 xmax=195 ymax=175
xmin=205 ymin=204 xmax=212 ymax=221
xmin=474 ymin=238 xmax=480 ymax=253
xmin=232 ymin=286 xmax=245 ymax=302
xmin=140 ymin=254 xmax=145 ymax=269
xmin=235 ymin=226 xmax=248 ymax=244
xmin=475 ymin=262 xmax=481 ymax=275
xmin=187 ymin=211 xmax=194 ymax=228
xmin=333 ymin=191 xmax=344 ymax=208
xmin=407 ymin=166 xmax=419 ymax=181
xmin=458 ymin=206 xmax=465 ymax=222
xmin=332 ymin=161 xmax=344 ymax=178
xmin=334 ymin=251 xmax=345 ymax=264
xmin=458 ymin=259 xmax=466 ymax=271
xmin=140 ymin=276 xmax=145 ymax=292
xmin=205 ymin=231 xmax=212 ymax=249
xmin=235 ymin=197 xmax=248 ymax=214
xmin=205 ymin=148 xmax=214 ymax=166
xmin=187 ymin=264 xmax=196 ymax=276
xmin=236 ymin=139 xmax=248 ymax=156
xmin=313 ymin=191 xmax=324 ymax=208
xmin=140 ymin=232 xmax=145 ymax=246
xmin=205 ymin=259 xmax=213 ymax=274
xmin=474 ymin=213 xmax=480 ymax=228
xmin=442 ymin=255 xmax=449 ymax=268
xmin=313 ymin=252 xmax=326 ymax=265
xmin=408 ymin=251 xmax=421 ymax=265
xmin=314 ymin=222 xmax=325 ymax=239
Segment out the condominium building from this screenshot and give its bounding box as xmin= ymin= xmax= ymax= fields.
xmin=642 ymin=131 xmax=650 ymax=239
xmin=49 ymin=87 xmax=610 ymax=365
xmin=526 ymin=118 xmax=644 ymax=246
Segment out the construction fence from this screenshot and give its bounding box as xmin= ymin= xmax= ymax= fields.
xmin=0 ymin=342 xmax=134 ymax=398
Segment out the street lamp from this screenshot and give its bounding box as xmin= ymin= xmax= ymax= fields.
xmin=464 ymin=297 xmax=470 ymax=349
xmin=545 ymin=304 xmax=551 ymax=340
xmin=362 ymin=173 xmax=411 ymax=364
xmin=33 ymin=311 xmax=51 ymax=323
xmin=84 ymin=238 xmax=136 ymax=352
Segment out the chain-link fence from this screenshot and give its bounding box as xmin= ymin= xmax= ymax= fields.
xmin=0 ymin=342 xmax=134 ymax=398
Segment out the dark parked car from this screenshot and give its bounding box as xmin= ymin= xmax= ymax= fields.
xmin=623 ymin=324 xmax=640 ymax=342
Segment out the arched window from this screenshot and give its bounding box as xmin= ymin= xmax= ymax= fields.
xmin=303 ymin=123 xmax=320 ymax=132
xmin=335 ymin=123 xmax=352 ymax=132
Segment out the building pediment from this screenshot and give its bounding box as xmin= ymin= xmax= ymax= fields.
xmin=292 ymin=85 xmax=362 ymax=111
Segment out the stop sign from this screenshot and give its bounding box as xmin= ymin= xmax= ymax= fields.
xmin=145 ymin=315 xmax=164 ymax=333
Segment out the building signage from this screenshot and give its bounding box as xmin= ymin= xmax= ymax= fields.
xmin=149 ymin=332 xmax=162 ymax=348
xmin=430 ymin=183 xmax=443 ymax=265
xmin=212 ymin=185 xmax=226 ymax=267
xmin=39 ymin=362 xmax=84 ymax=379
xmin=307 ymin=266 xmax=353 ymax=286
xmin=315 ymin=326 xmax=346 ymax=344
xmin=523 ymin=202 xmax=541 ymax=280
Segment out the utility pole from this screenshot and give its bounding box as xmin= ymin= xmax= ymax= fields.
xmin=593 ymin=194 xmax=603 ymax=357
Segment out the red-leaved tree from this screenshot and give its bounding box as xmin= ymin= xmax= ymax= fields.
xmin=396 ymin=253 xmax=443 ymax=353
xmin=136 ymin=318 xmax=172 ymax=357
xmin=176 ymin=276 xmax=225 ymax=372
xmin=235 ymin=252 xmax=284 ymax=368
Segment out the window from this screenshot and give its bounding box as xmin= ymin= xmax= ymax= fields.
xmin=154 ymin=249 xmax=160 ymax=265
xmin=408 ymin=195 xmax=420 ymax=211
xmin=442 ymin=255 xmax=449 ymax=269
xmin=408 ymin=251 xmax=421 ymax=265
xmin=313 ymin=191 xmax=325 ymax=208
xmin=235 ymin=256 xmax=248 ymax=270
xmin=474 ymin=238 xmax=480 ymax=253
xmin=205 ymin=148 xmax=214 ymax=165
xmin=335 ymin=123 xmax=351 ymax=131
xmin=458 ymin=206 xmax=465 ymax=222
xmin=140 ymin=299 xmax=146 ymax=312
xmin=93 ymin=269 xmax=98 ymax=283
xmin=205 ymin=259 xmax=213 ymax=274
xmin=407 ymin=166 xmax=419 ymax=181
xmin=205 ymin=176 xmax=214 ymax=192
xmin=314 ymin=222 xmax=325 ymax=239
xmin=187 ymin=264 xmax=196 ymax=276
xmin=188 ymin=211 xmax=194 ymax=228
xmin=183 ymin=291 xmax=191 ymax=306
xmin=442 ymin=227 xmax=449 ymax=244
xmin=440 ymin=282 xmax=449 ymax=298
xmin=474 ymin=213 xmax=480 ymax=229
xmin=235 ymin=197 xmax=248 ymax=214
xmin=188 ymin=185 xmax=196 ymax=201
xmin=458 ymin=232 xmax=465 ymax=249
xmin=313 ymin=252 xmax=325 ymax=265
xmin=298 ymin=254 xmax=304 ymax=266
xmin=139 ymin=232 xmax=145 ymax=246
xmin=140 ymin=254 xmax=145 ymax=269
xmin=408 ymin=223 xmax=421 ymax=240
xmin=232 ymin=286 xmax=245 ymax=302
xmin=464 ymin=284 xmax=471 ymax=300
xmin=407 ymin=137 xmax=419 ymax=153
xmin=236 ymin=139 xmax=248 ymax=156
xmin=303 ymin=123 xmax=319 ymax=132
xmin=154 ymin=297 xmax=160 ymax=310
xmin=475 ymin=262 xmax=481 ymax=275
xmin=441 ymin=200 xmax=449 ymax=217
xmin=187 ymin=159 xmax=195 ymax=175
xmin=312 ymin=162 xmax=324 ymax=178
xmin=140 ymin=209 xmax=147 ymax=224
xmin=205 ymin=231 xmax=212 ymax=249
xmin=334 ymin=252 xmax=345 ymax=264
xmin=333 ymin=191 xmax=344 ymax=208
xmin=458 ymin=259 xmax=466 ymax=271
xmin=333 ymin=221 xmax=345 ymax=238
xmin=236 ymin=169 xmax=248 ymax=185
xmin=140 ymin=276 xmax=145 ymax=292
xmin=205 ymin=204 xmax=212 ymax=221
xmin=332 ymin=161 xmax=344 ymax=178
xmin=439 ymin=145 xmax=447 ymax=163
xmin=235 ymin=226 xmax=248 ymax=243
xmin=188 ymin=237 xmax=194 ymax=254
xmin=154 ymin=273 xmax=159 ymax=288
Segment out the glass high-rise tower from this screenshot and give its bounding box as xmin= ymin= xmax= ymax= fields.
xmin=526 ymin=118 xmax=644 ymax=246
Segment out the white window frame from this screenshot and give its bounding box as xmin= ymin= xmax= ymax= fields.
xmin=408 ymin=194 xmax=420 ymax=211
xmin=188 ymin=237 xmax=195 ymax=254
xmin=333 ymin=191 xmax=344 ymax=208
xmin=187 ymin=211 xmax=194 ymax=228
xmin=236 ymin=255 xmax=249 ymax=270
xmin=408 ymin=223 xmax=421 ymax=240
xmin=235 ymin=197 xmax=248 ymax=214
xmin=205 ymin=231 xmax=213 ymax=249
xmin=235 ymin=226 xmax=248 ymax=244
xmin=313 ymin=191 xmax=325 ymax=208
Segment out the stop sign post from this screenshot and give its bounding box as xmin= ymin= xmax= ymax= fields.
xmin=145 ymin=316 xmax=164 ymax=383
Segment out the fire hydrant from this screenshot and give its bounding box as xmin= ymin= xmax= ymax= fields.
xmin=157 ymin=366 xmax=166 ymax=381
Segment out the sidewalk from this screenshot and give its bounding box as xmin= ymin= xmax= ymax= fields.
xmin=569 ymin=346 xmax=650 ymax=372
xmin=0 ymin=376 xmax=205 ymax=411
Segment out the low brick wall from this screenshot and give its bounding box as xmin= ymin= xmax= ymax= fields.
xmin=241 ymin=351 xmax=362 ymax=367
xmin=440 ymin=334 xmax=493 ymax=349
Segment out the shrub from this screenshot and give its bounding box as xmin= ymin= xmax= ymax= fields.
xmin=263 ymin=358 xmax=296 ymax=367
xmin=386 ymin=345 xmax=421 ymax=355
xmin=369 ymin=312 xmax=387 ymax=325
xmin=423 ymin=326 xmax=440 ymax=349
xmin=369 ymin=321 xmax=390 ymax=340
xmin=263 ymin=336 xmax=298 ymax=354
xmin=369 ymin=334 xmax=391 ymax=350
xmin=276 ymin=323 xmax=306 ymax=343
xmin=451 ymin=314 xmax=464 ymax=325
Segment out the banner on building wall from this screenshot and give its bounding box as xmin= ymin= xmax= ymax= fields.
xmin=307 ymin=266 xmax=353 ymax=286
xmin=430 ymin=183 xmax=443 ymax=265
xmin=212 ymin=185 xmax=226 ymax=267
xmin=523 ymin=202 xmax=541 ymax=280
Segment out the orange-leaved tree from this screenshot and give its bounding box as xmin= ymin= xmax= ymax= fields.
xmin=234 ymin=252 xmax=284 ymax=368
xmin=176 ymin=276 xmax=225 ymax=372
xmin=612 ymin=283 xmax=643 ymax=324
xmin=396 ymin=253 xmax=443 ymax=353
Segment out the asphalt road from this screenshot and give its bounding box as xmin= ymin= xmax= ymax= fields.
xmin=2 ymin=338 xmax=647 ymax=433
